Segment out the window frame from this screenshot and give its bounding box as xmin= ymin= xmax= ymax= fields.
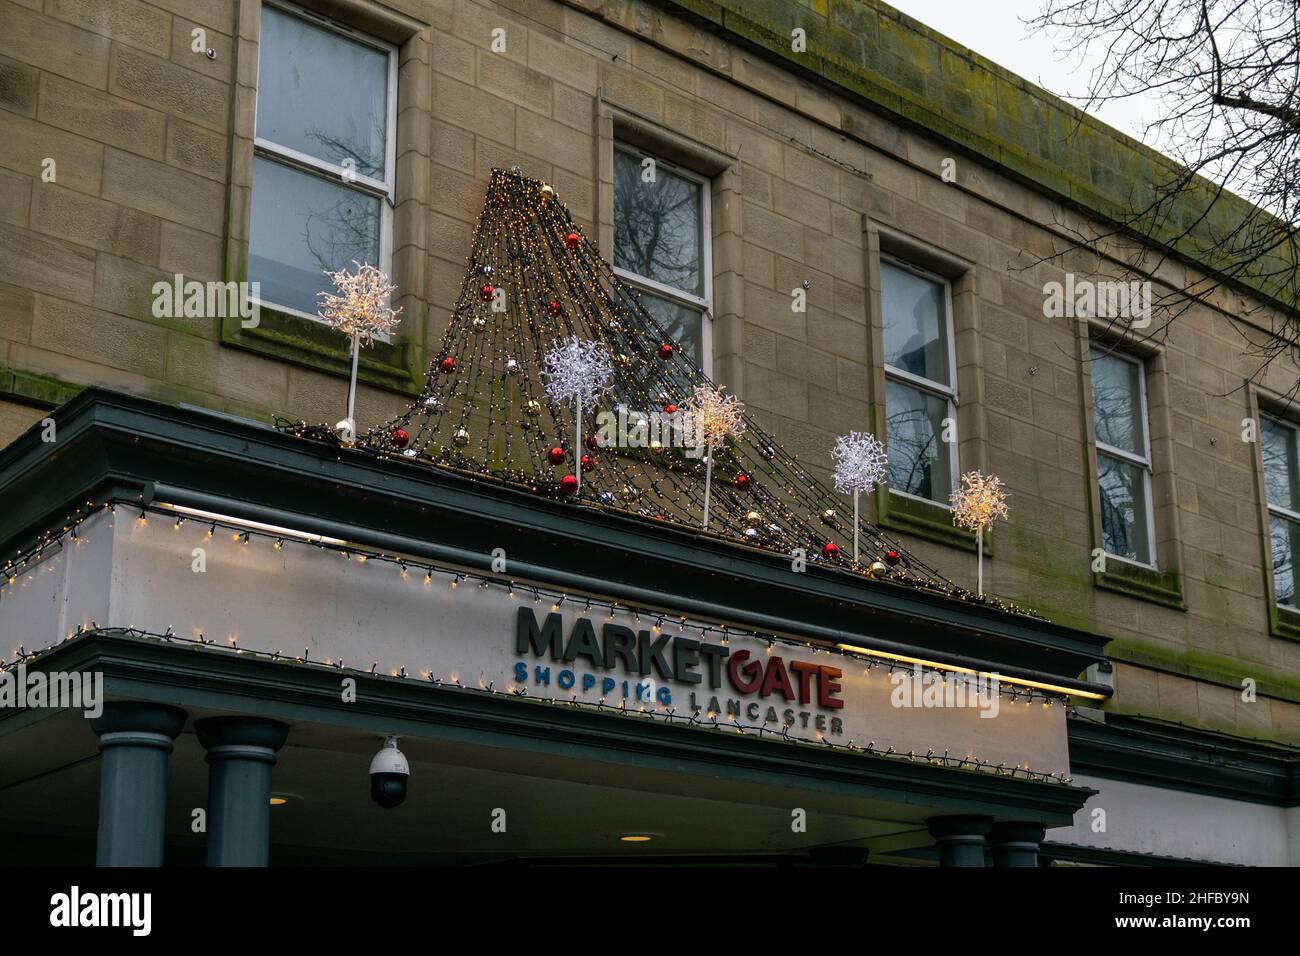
xmin=610 ymin=142 xmax=714 ymax=376
xmin=1261 ymin=412 xmax=1300 ymax=606
xmin=880 ymin=253 xmax=959 ymax=507
xmin=1090 ymin=346 xmax=1158 ymax=569
xmin=249 ymin=0 xmax=399 ymax=331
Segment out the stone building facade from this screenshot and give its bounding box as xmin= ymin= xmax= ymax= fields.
xmin=1 ymin=0 xmax=1297 ymax=863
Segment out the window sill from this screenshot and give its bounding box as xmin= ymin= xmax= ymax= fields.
xmin=875 ymin=487 xmax=984 ymax=554
xmin=1268 ymin=603 xmax=1300 ymax=642
xmin=221 ymin=306 xmax=422 ymax=396
xmin=1094 ymin=559 xmax=1184 ymax=610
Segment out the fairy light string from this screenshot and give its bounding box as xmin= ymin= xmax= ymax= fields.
xmin=3 ymin=498 xmax=1071 ymax=722
xmin=278 ymin=168 xmax=1034 ymax=618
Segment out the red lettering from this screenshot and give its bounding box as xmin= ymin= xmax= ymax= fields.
xmin=727 ymin=650 xmax=763 ymax=694
xmin=818 ymin=665 xmax=844 ymax=709
xmin=759 ymin=656 xmax=795 ymax=700
xmin=789 ymin=660 xmax=818 ymax=705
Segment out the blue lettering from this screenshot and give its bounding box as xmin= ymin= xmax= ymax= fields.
xmin=534 ymin=666 xmax=551 ymax=686
xmin=558 ymin=670 xmax=575 ymax=689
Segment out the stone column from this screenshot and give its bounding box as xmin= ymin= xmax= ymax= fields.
xmin=926 ymin=814 xmax=993 ymax=867
xmin=991 ymin=822 xmax=1047 ymax=867
xmin=195 ymin=716 xmax=289 ymax=867
xmin=89 ymin=701 xmax=188 ymax=867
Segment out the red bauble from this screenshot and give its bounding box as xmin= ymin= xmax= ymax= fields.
xmin=547 ymin=447 xmax=566 ymax=465
xmin=580 ymin=454 xmax=594 ymax=472
xmin=884 ymin=549 xmax=901 ymax=566
xmin=657 ymin=343 xmax=673 ymax=360
xmin=734 ymin=473 xmax=751 ymax=490
xmin=822 ymin=542 xmax=841 ymax=559
xmin=663 ymin=403 xmax=678 ymax=415
xmin=440 ymin=356 xmax=456 ymax=374
xmin=480 ymin=283 xmax=495 ymax=301
xmin=585 ymin=433 xmax=599 ymax=450
xmin=389 ymin=427 xmax=409 ymax=449
xmin=564 ymin=232 xmax=581 ymax=250
xmin=548 ymin=299 xmax=562 ymax=316
xmin=559 ymin=474 xmax=579 ymax=495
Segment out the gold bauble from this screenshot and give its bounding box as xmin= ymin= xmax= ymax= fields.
xmin=541 ymin=183 xmax=554 ymax=197
xmin=471 ymin=317 xmax=487 ymax=331
xmin=452 ymin=427 xmax=470 ymax=447
xmin=868 ymin=561 xmax=888 ymax=578
xmin=821 ymin=509 xmax=836 ymax=524
xmin=648 ymin=440 xmax=664 ymax=454
xmin=744 ymin=510 xmax=762 ymax=526
xmin=616 ymin=353 xmax=630 ymax=366
xmin=524 ymin=400 xmax=542 ymax=416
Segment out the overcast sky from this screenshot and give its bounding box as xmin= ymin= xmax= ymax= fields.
xmin=885 ymin=0 xmax=1167 ymax=152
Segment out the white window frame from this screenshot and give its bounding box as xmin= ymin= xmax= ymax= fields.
xmin=249 ymin=0 xmax=399 ymax=333
xmin=1261 ymin=413 xmax=1300 ymax=606
xmin=1091 ymin=347 xmax=1157 ymax=569
xmin=611 ymin=143 xmax=713 ymax=376
xmin=880 ymin=254 xmax=959 ymax=507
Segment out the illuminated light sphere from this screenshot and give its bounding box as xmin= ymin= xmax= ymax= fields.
xmin=832 ymin=431 xmax=888 ymax=495
xmin=547 ymin=447 xmax=566 ymax=465
xmin=316 ymin=261 xmax=403 ymax=346
xmin=950 ymin=471 xmax=1010 ymax=533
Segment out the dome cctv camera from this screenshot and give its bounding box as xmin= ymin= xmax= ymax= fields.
xmin=369 ymin=736 xmax=409 ymax=808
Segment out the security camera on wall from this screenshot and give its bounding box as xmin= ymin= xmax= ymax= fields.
xmin=369 ymin=736 xmax=409 ymax=808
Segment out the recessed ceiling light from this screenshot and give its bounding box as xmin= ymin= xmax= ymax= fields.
xmin=270 ymin=792 xmax=301 ymax=806
xmin=619 ymin=834 xmax=653 ymax=843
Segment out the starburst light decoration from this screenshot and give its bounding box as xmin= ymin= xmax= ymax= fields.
xmin=317 ymin=262 xmax=403 ymax=347
xmin=542 ymin=337 xmax=614 ymax=493
xmin=682 ymin=385 xmax=746 ymax=530
xmin=832 ymin=432 xmax=888 ymax=563
xmin=950 ymin=470 xmax=1009 ymax=596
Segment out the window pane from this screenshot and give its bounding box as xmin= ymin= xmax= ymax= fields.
xmin=1090 ymin=348 xmax=1145 ymax=455
xmin=256 ymin=5 xmax=389 ymax=178
xmin=885 ymin=379 xmax=953 ymax=502
xmin=640 ymin=292 xmax=703 ymax=369
xmin=613 ymin=150 xmax=703 ymax=297
xmin=1270 ymin=514 xmax=1299 ymax=606
xmin=249 ymin=157 xmax=381 ymax=316
xmin=1261 ymin=417 xmax=1299 ymax=511
xmin=881 ymin=260 xmax=949 ymax=386
xmin=1098 ymin=452 xmax=1152 ymax=564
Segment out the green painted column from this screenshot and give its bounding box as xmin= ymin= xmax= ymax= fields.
xmin=89 ymin=701 xmax=188 ymax=867
xmin=195 ymin=716 xmax=289 ymax=867
xmin=926 ymin=814 xmax=993 ymax=867
xmin=991 ymin=822 xmax=1047 ymax=867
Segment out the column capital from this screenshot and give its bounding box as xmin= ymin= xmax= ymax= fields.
xmin=991 ymin=822 xmax=1047 ymax=867
xmin=89 ymin=701 xmax=187 ymax=742
xmin=926 ymin=814 xmax=994 ymax=840
xmin=195 ymin=716 xmax=290 ymax=753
